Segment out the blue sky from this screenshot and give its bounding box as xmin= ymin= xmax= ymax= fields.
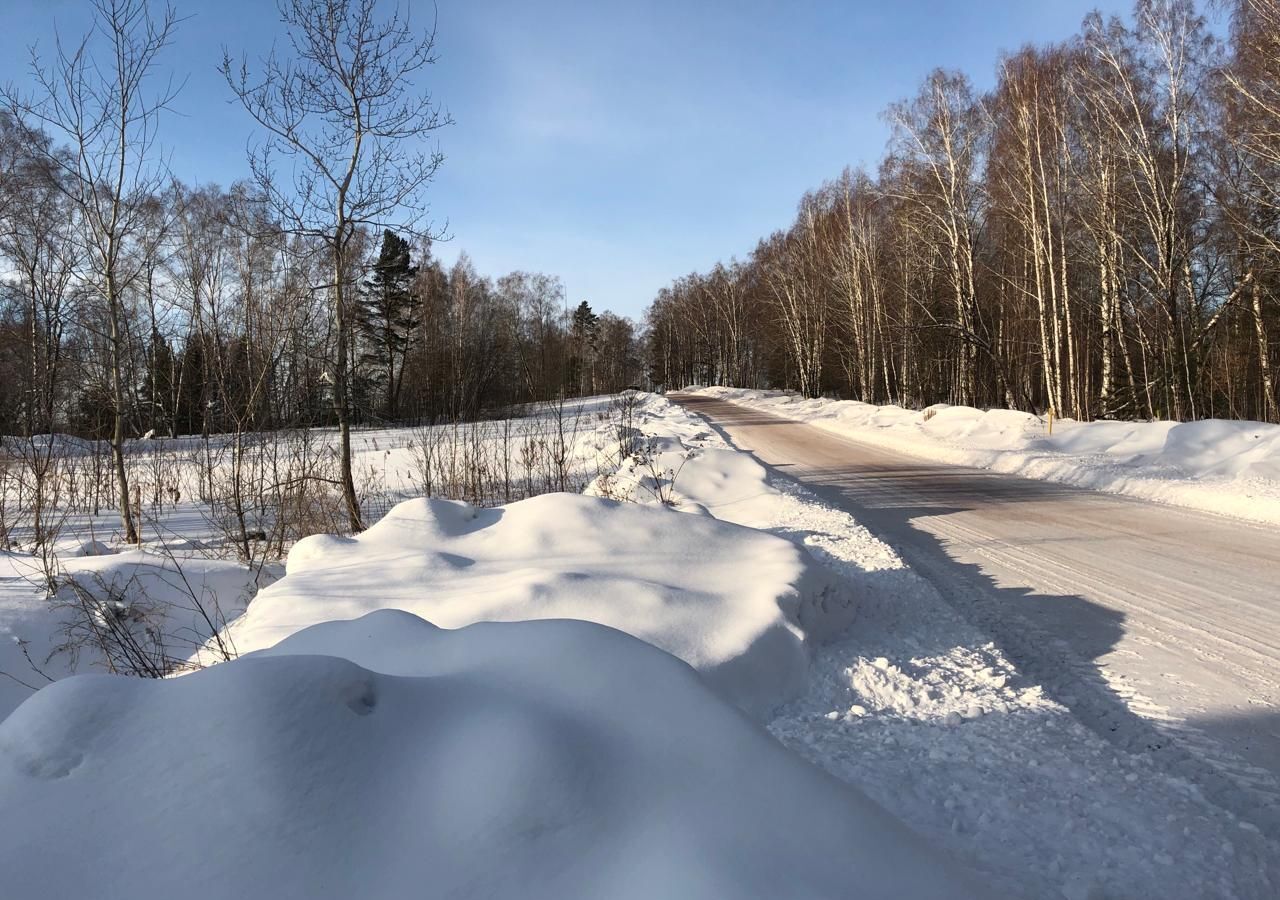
xmin=1 ymin=0 xmax=1136 ymax=319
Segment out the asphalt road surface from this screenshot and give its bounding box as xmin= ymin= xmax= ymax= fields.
xmin=673 ymin=393 xmax=1280 ymax=835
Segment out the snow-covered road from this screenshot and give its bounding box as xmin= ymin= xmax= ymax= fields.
xmin=675 ymin=393 xmax=1280 ymax=839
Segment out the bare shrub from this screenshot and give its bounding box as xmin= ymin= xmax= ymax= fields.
xmin=28 ymin=530 xmax=239 ymax=682
xmin=264 ymin=429 xmax=349 ymax=555
xmin=407 ymin=400 xmax=594 ymax=508
xmin=616 ymin=436 xmax=690 ymax=507
xmin=609 ymin=390 xmax=645 ymax=461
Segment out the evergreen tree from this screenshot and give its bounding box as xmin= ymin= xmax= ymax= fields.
xmin=140 ymin=328 xmax=176 ymax=436
xmin=357 ymin=230 xmax=419 ymax=419
xmin=175 ymin=337 xmax=210 ymax=437
xmin=569 ymin=300 xmax=599 ymax=396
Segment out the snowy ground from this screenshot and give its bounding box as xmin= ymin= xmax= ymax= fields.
xmin=0 ymin=612 xmax=985 ymax=900
xmin=0 ymin=397 xmax=621 ymax=716
xmin=689 ymin=386 xmax=1280 ymax=525
xmin=0 ymin=391 xmax=1275 ymax=897
xmin=607 ymin=395 xmax=1278 ymax=898
xmin=0 ymin=395 xmax=990 ymax=899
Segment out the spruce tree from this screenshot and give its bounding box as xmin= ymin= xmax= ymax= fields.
xmin=141 ymin=328 xmax=176 ymax=436
xmin=357 ymin=230 xmax=420 ymax=419
xmin=569 ymin=301 xmax=599 ymax=396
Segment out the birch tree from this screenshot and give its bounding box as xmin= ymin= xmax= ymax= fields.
xmin=4 ymin=0 xmax=181 ymax=544
xmin=886 ymin=71 xmax=986 ymax=406
xmin=222 ymin=0 xmax=449 ymax=532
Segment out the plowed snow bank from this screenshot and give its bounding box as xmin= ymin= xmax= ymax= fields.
xmin=218 ymin=492 xmax=853 ymax=719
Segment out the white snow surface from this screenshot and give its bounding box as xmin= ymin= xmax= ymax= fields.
xmin=2 ymin=391 xmax=1277 ymax=898
xmin=217 ymin=490 xmax=853 ymax=721
xmin=0 ymin=611 xmax=985 ymax=900
xmin=626 ymin=393 xmax=1278 ymax=899
xmin=0 ymin=547 xmax=257 ymax=717
xmin=690 ymin=386 xmax=1280 ymax=524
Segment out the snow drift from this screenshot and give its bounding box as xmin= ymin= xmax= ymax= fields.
xmin=217 ymin=491 xmax=854 ymax=720
xmin=0 ymin=611 xmax=984 ymax=900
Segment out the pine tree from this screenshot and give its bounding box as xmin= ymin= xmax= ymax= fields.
xmin=357 ymin=230 xmax=420 ymax=419
xmin=141 ymin=328 xmax=176 ymax=436
xmin=176 ymin=337 xmax=210 ymax=437
xmin=569 ymin=300 xmax=599 ymax=396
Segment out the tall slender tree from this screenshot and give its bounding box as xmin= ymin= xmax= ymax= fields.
xmin=222 ymin=0 xmax=450 ymax=532
xmin=4 ymin=0 xmax=181 ymax=544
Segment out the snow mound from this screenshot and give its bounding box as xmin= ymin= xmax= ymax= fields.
xmin=1146 ymin=418 xmax=1280 ymax=480
xmin=63 ymin=539 xmax=117 ymax=558
xmin=219 ymin=492 xmax=854 ymax=719
xmin=0 ymin=612 xmax=984 ymax=900
xmin=589 ymin=429 xmax=861 ymax=644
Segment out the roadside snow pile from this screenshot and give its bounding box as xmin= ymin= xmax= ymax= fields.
xmin=691 ymin=387 xmax=1280 ymax=524
xmin=587 ymin=396 xmax=903 ymax=572
xmin=0 ymin=611 xmax=986 ymax=900
xmin=217 ymin=491 xmax=853 ymax=720
xmin=0 ymin=548 xmax=256 ymax=719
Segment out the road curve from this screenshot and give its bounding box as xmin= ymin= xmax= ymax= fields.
xmin=673 ymin=393 xmax=1280 ymax=834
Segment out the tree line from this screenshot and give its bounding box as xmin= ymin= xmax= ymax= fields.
xmin=647 ymin=0 xmax=1280 ymax=424
xmin=0 ymin=0 xmax=641 ymax=539
xmin=0 ymin=178 xmax=639 ymax=435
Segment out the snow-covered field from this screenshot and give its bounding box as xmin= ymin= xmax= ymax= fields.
xmin=689 ymin=386 xmax=1280 ymax=525
xmin=0 ymin=392 xmax=1276 ymax=898
xmin=0 ymin=398 xmax=621 ymax=715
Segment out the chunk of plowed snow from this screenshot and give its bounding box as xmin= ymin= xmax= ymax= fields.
xmin=218 ymin=492 xmax=855 ymax=719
